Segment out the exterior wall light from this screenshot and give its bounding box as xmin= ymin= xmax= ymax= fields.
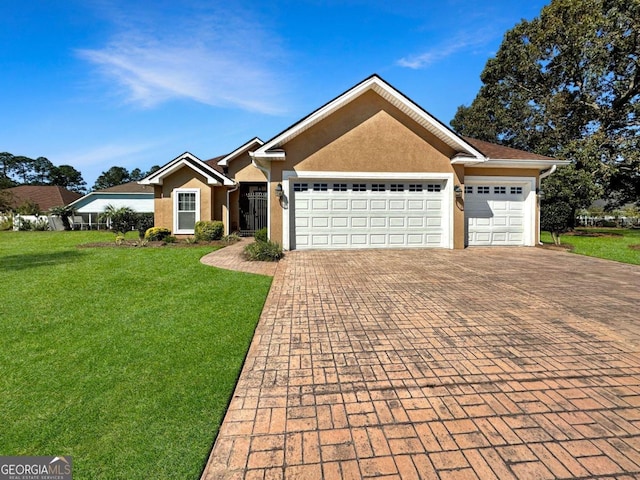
xmin=454 ymin=185 xmax=463 ymax=198
xmin=275 ymin=183 xmax=284 ymax=198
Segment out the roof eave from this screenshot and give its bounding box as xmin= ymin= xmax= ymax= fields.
xmin=217 ymin=137 xmax=264 ymax=167
xmin=477 ymin=159 xmax=571 ymax=169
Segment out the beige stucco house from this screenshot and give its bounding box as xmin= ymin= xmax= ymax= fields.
xmin=140 ymin=75 xmax=567 ymax=250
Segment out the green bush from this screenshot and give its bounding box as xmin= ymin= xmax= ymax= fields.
xmin=145 ymin=227 xmax=171 ymax=241
xmin=164 ymin=236 xmax=177 ymax=244
xmin=254 ymin=227 xmax=268 ymax=242
xmin=194 ymin=220 xmax=224 ymax=241
xmin=222 ymin=233 xmax=241 ymax=245
xmin=0 ymin=215 xmax=13 ymax=231
xmin=243 ymin=240 xmax=283 ymax=262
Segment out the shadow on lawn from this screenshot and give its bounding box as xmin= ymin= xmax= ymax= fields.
xmin=2 ymin=250 xmax=84 ymax=271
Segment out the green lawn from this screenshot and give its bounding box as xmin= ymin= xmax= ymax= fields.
xmin=541 ymin=228 xmax=640 ymax=265
xmin=0 ymin=231 xmax=272 ymax=479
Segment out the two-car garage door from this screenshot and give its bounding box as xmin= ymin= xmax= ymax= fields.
xmin=291 ymin=180 xmax=448 ymax=250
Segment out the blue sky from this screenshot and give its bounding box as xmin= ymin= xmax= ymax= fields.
xmin=0 ymin=0 xmax=549 ymax=189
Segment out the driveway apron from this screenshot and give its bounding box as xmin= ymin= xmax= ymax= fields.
xmin=202 ymin=247 xmax=640 ymax=479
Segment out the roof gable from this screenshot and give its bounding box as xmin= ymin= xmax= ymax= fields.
xmin=139 ymin=152 xmax=234 ymax=186
xmin=217 ymin=137 xmax=264 ymax=167
xmin=252 ymin=74 xmax=486 ymax=162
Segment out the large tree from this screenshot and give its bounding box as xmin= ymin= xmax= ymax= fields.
xmin=451 ymin=0 xmax=639 ymax=208
xmin=49 ymin=165 xmax=87 ymax=193
xmin=92 ymin=165 xmax=161 ymax=190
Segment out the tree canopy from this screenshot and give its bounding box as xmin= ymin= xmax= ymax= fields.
xmin=451 ymin=0 xmax=639 ymax=208
xmin=92 ymin=165 xmax=161 ymax=190
xmin=0 ymin=152 xmax=86 ymax=193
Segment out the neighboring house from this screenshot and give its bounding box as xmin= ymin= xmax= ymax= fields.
xmin=140 ymin=75 xmax=569 ymax=250
xmin=1 ymin=185 xmax=82 ymax=212
xmin=68 ymin=182 xmax=154 ymax=228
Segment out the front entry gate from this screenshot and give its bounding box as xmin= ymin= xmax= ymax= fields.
xmin=239 ymin=184 xmax=267 ymax=236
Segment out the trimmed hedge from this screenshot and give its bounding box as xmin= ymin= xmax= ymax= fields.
xmin=145 ymin=227 xmax=171 ymax=241
xmin=194 ymin=221 xmax=224 ymax=241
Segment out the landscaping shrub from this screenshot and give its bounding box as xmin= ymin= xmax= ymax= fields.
xmin=254 ymin=227 xmax=268 ymax=242
xmin=222 ymin=233 xmax=241 ymax=245
xmin=164 ymin=236 xmax=177 ymax=244
xmin=194 ymin=220 xmax=224 ymax=241
xmin=144 ymin=227 xmax=171 ymax=241
xmin=0 ymin=215 xmax=13 ymax=231
xmin=135 ymin=213 xmax=154 ymax=239
xmin=243 ymin=240 xmax=283 ymax=262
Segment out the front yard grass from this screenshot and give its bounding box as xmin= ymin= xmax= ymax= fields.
xmin=541 ymin=228 xmax=640 ymax=265
xmin=0 ymin=231 xmax=272 ymax=479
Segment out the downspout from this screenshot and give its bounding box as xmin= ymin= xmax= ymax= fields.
xmin=249 ymin=152 xmax=272 ymax=237
xmin=537 ymin=164 xmax=558 ymax=244
xmin=225 ymin=184 xmax=239 ymax=235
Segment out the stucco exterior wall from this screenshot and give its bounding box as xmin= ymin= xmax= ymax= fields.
xmin=152 ymin=166 xmax=217 ymax=234
xmin=228 ymin=152 xmax=267 ymax=182
xmin=269 ymin=90 xmax=460 ymax=247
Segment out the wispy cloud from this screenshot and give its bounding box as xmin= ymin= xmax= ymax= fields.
xmin=77 ymin=4 xmax=289 ymax=114
xmin=397 ymin=29 xmax=496 ymax=69
xmin=55 ymin=141 xmax=160 ymax=170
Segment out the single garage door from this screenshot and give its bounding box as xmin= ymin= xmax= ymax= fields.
xmin=292 ymin=180 xmax=447 ymax=250
xmin=465 ymin=183 xmax=526 ymax=246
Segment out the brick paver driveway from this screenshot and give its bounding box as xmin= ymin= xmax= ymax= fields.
xmin=202 ymin=248 xmax=640 ymax=479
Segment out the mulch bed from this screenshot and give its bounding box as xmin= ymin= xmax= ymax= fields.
xmin=629 ymin=244 xmax=640 ymax=251
xmin=78 ymin=239 xmax=237 ymax=249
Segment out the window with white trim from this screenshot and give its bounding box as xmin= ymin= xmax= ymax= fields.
xmin=477 ymin=186 xmax=490 ymax=194
xmin=352 ymin=183 xmax=366 ymax=192
xmin=408 ymin=184 xmax=423 ymax=192
xmin=174 ymin=189 xmax=200 ymax=234
xmin=332 ymin=183 xmax=347 ymax=191
xmin=494 ymin=186 xmax=507 ymax=194
xmin=465 ymin=186 xmax=473 ymax=194
xmin=390 ymin=184 xmax=404 ymax=192
xmin=293 ymin=183 xmax=308 ymax=192
xmin=313 ymin=183 xmax=328 ymax=191
xmin=371 ymin=183 xmax=386 ymax=192
xmin=510 ymin=186 xmax=523 ymax=195
xmin=427 ymin=184 xmax=442 ymax=192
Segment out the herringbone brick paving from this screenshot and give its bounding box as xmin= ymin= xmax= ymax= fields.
xmin=201 ymin=247 xmax=640 ymax=479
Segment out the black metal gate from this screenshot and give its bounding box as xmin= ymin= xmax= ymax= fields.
xmin=239 ymin=190 xmax=267 ymax=236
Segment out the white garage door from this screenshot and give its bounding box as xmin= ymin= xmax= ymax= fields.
xmin=465 ymin=184 xmax=526 ymax=246
xmin=291 ymin=180 xmax=447 ymax=250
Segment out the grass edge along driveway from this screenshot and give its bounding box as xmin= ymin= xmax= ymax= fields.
xmin=0 ymin=231 xmax=272 ymax=479
xmin=541 ymin=227 xmax=640 ymax=265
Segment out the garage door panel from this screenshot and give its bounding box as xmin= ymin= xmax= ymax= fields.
xmin=351 ymin=217 xmax=367 ymax=227
xmin=312 ymin=217 xmax=329 ymax=227
xmin=371 ymin=217 xmax=387 ymax=227
xmin=332 ymin=217 xmax=348 ymax=227
xmin=292 ymin=179 xmax=447 ymax=250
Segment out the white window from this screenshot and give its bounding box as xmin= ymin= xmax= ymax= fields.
xmin=408 ymin=184 xmax=423 ymax=192
xmin=313 ymin=183 xmax=328 ymax=191
xmin=294 ymin=183 xmax=308 ymax=192
xmin=427 ymin=184 xmax=442 ymax=192
xmin=371 ymin=183 xmax=386 ymax=192
xmin=174 ymin=189 xmax=200 ymax=234
xmin=477 ymin=186 xmax=490 ymax=194
xmin=465 ymin=186 xmax=473 ymax=194
xmin=511 ymin=186 xmax=523 ymax=195
xmin=352 ymin=183 xmax=367 ymax=192
xmin=494 ymin=186 xmax=507 ymax=194
xmin=333 ymin=183 xmax=347 ymax=192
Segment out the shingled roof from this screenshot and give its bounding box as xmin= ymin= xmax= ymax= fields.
xmin=2 ymin=185 xmax=82 ymax=212
xmin=462 ymin=136 xmax=556 ymax=161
